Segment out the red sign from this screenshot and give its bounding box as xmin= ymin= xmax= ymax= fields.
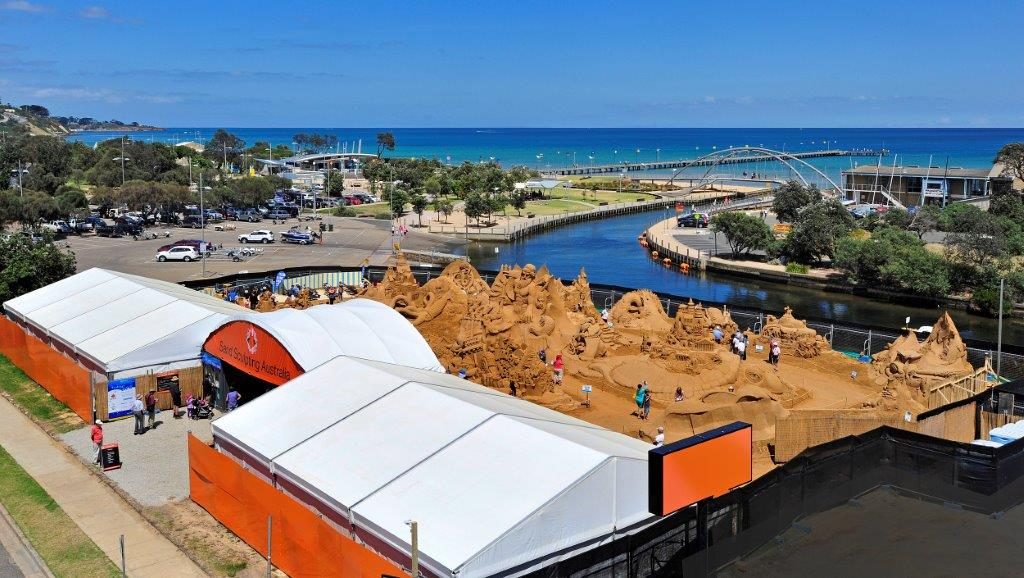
xmin=203 ymin=321 xmax=304 ymax=386
xmin=675 ymin=202 xmax=684 ymax=213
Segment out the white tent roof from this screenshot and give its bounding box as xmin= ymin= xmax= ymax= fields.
xmin=218 ymin=299 xmax=444 ymax=373
xmin=213 ymin=356 xmax=653 ymax=578
xmin=3 ymin=268 xmax=246 ymax=373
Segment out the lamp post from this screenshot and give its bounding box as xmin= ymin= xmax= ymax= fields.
xmin=405 ymin=520 xmax=419 ymax=577
xmin=121 ymin=136 xmax=126 ymax=185
xmin=998 ymin=277 xmax=1004 ymax=377
xmin=199 ymin=166 xmax=206 ymax=277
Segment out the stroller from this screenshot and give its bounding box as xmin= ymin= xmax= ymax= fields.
xmin=187 ymin=395 xmax=214 ymax=420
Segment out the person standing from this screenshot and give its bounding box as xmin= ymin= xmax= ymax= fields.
xmin=226 ymin=387 xmax=241 ymax=411
xmin=91 ymin=420 xmax=104 ymax=466
xmin=169 ymin=380 xmax=182 ymax=419
xmin=634 ymin=383 xmax=645 ymax=418
xmin=641 ymin=387 xmax=652 ymax=420
xmin=737 ymin=338 xmax=747 ymax=361
xmin=509 ymin=381 xmax=517 ymax=397
xmin=145 ymin=389 xmax=157 ymax=429
xmin=712 ymin=325 xmax=723 ymax=344
xmin=132 ymin=394 xmax=145 ymax=435
xmin=552 ymin=354 xmax=564 ymax=385
xmin=654 ymin=426 xmax=665 ymax=448
xmin=600 ymin=308 xmax=610 ymax=326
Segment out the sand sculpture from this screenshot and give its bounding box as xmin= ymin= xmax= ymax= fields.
xmin=870 ymin=312 xmax=975 ymax=404
xmin=262 ymin=254 xmax=975 ymax=449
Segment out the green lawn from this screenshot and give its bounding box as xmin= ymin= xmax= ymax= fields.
xmin=550 ymin=188 xmax=657 ymax=204
xmin=0 ymin=445 xmax=119 ymax=578
xmin=0 ymin=355 xmax=82 ymax=434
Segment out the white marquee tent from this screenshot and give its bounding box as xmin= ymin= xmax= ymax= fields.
xmin=213 ymin=299 xmax=444 ymax=373
xmin=3 ymin=268 xmax=246 ymax=377
xmin=213 ymin=356 xmax=654 ymax=578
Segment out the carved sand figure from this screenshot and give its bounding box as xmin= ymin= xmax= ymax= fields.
xmin=352 ymin=256 xmax=975 ymax=452
xmin=870 ymin=312 xmax=974 ymax=403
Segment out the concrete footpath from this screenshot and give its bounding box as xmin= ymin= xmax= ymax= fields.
xmin=0 ymin=397 xmax=206 ymax=577
xmin=0 ymin=502 xmax=50 ymax=578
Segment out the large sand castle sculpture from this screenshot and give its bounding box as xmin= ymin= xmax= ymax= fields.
xmin=356 ymin=256 xmax=976 ymax=444
xmin=870 ymin=312 xmax=975 ymax=404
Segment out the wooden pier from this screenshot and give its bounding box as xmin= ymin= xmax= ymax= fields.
xmin=551 ymin=149 xmax=888 ymax=176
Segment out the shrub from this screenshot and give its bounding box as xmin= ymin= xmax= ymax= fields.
xmin=332 ymin=206 xmax=356 ymax=217
xmin=785 ymin=262 xmax=809 ymax=274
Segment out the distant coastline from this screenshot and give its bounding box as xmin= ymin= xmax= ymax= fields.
xmin=70 ymin=125 xmax=164 ymax=133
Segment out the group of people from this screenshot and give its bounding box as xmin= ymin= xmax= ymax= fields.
xmin=131 ymin=389 xmax=160 ymax=435
xmin=731 ymin=331 xmax=749 ymax=361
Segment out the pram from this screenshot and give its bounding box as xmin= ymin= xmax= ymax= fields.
xmin=187 ymin=395 xmax=214 ymax=420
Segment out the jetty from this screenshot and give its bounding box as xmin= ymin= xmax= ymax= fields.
xmin=550 ymin=148 xmax=888 ymax=176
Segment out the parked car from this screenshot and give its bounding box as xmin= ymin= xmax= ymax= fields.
xmin=238 ymin=230 xmax=275 ymax=244
xmin=234 ymin=208 xmax=263 ymax=222
xmin=280 ymin=229 xmax=314 ymax=245
xmin=181 ymin=215 xmax=205 ymax=228
xmin=156 ymin=246 xmax=200 ymax=262
xmin=203 ymin=210 xmax=224 ymax=223
xmin=157 ymin=239 xmax=207 ymax=254
xmin=265 ymin=209 xmax=292 ymax=221
xmin=115 ymin=222 xmax=144 ymax=237
xmin=41 ymin=220 xmax=72 ymax=236
xmin=95 ymin=223 xmax=118 ymax=237
xmin=677 ymin=212 xmax=710 ymax=228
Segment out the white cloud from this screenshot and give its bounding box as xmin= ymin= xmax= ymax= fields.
xmin=79 ymin=5 xmax=108 ymax=19
xmin=1 ymin=1 xmax=48 ymax=12
xmin=26 ymin=85 xmax=182 ymax=105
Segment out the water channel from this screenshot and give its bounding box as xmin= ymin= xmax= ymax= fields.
xmin=465 ymin=208 xmax=1024 ymax=347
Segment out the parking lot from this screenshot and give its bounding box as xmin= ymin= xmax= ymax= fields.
xmin=65 ymin=215 xmax=468 ymax=283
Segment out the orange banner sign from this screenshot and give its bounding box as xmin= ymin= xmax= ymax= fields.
xmin=202 ymin=321 xmax=303 ymax=386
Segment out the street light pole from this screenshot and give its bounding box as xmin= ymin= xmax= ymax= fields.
xmin=199 ymin=168 xmax=206 ymax=277
xmin=121 ymin=136 xmax=126 ymax=185
xmin=405 ymin=520 xmax=419 ymax=577
xmin=997 ymin=277 xmax=1004 ymax=377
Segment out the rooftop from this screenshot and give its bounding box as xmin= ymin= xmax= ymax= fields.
xmin=842 ymin=164 xmax=993 ymax=179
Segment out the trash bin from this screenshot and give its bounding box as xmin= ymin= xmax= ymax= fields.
xmin=328 ymin=223 xmax=334 ymax=232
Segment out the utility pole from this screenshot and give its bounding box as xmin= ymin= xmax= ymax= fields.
xmin=17 ymin=159 xmax=24 ymax=196
xmin=121 ymin=136 xmax=126 ymax=185
xmin=199 ymin=170 xmax=206 ymax=277
xmin=406 ymin=520 xmax=419 ymax=578
xmin=997 ymin=277 xmax=1004 ymax=377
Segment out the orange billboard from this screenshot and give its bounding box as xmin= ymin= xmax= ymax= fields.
xmin=649 ymin=422 xmax=752 ymax=516
xmin=202 ymin=321 xmax=303 ymax=386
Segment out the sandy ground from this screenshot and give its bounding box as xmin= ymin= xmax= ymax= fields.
xmin=60 ymin=408 xmax=213 ymax=506
xmin=720 ymin=486 xmax=1024 ymax=578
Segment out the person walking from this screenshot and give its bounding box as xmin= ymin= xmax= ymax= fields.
xmin=654 ymin=426 xmax=665 ymax=448
xmin=737 ymin=337 xmax=747 ymax=361
xmin=770 ymin=339 xmax=781 ymax=366
xmin=509 ymin=380 xmax=518 ymax=397
xmin=552 ymin=354 xmax=564 ymax=385
xmin=132 ymin=394 xmax=145 ymax=435
xmin=145 ymin=389 xmax=157 ymax=430
xmin=91 ymin=420 xmax=104 ymax=466
xmin=634 ymin=383 xmax=645 ymax=418
xmin=226 ymin=387 xmax=241 ymax=411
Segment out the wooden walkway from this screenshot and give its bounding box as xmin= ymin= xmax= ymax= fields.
xmin=551 ymin=149 xmax=887 ymax=176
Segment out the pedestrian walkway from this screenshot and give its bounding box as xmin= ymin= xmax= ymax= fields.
xmin=0 ymin=397 xmax=206 ymax=577
xmin=0 ymin=503 xmax=50 ymax=578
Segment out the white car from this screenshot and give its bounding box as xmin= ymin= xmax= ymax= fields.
xmin=156 ymin=246 xmax=200 ymax=262
xmin=238 ymin=229 xmax=275 ymax=244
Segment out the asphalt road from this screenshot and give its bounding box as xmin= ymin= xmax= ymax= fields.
xmin=64 ymin=215 xmax=467 ymax=283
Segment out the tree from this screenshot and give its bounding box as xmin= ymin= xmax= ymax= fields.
xmin=20 ymin=136 xmax=73 ymax=194
xmin=463 ymin=192 xmax=488 ymax=226
xmin=231 ymin=176 xmax=275 ymax=207
xmin=433 ymin=198 xmax=454 ymax=222
xmin=19 ymin=104 xmax=49 ymax=117
xmin=204 ymin=129 xmax=246 ymax=170
xmin=994 ymin=142 xmax=1024 ymax=185
xmin=710 ymin=211 xmax=774 ymax=257
xmin=945 ymin=206 xmax=1007 ymax=267
xmin=0 ymin=234 xmax=76 ymax=304
xmin=909 ymin=204 xmax=942 ymax=239
xmin=881 ymin=207 xmax=911 ymax=230
xmin=19 ymin=190 xmax=59 ymax=224
xmin=772 ymin=180 xmax=821 ymax=223
xmin=326 ymin=170 xmax=345 ymax=196
xmin=56 ymin=189 xmax=88 ymax=215
xmin=410 ymin=193 xmax=428 ymax=227
xmin=376 ymin=132 xmax=396 ymax=158
xmin=510 ymin=191 xmax=527 ymax=216
xmin=784 ymin=198 xmax=853 ymax=263
xmin=0 ymin=190 xmax=24 ymax=226
xmin=383 ymin=186 xmax=410 ymax=217
xmin=879 ymin=247 xmax=950 ymax=298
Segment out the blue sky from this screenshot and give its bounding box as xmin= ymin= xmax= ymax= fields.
xmin=1 ymin=0 xmax=1021 ymax=127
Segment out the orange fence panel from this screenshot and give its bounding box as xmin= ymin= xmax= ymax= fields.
xmin=188 ymin=435 xmax=407 ymax=578
xmin=0 ymin=316 xmax=93 ymax=421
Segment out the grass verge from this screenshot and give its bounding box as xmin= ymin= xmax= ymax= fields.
xmin=0 ymin=445 xmax=119 ymax=577
xmin=0 ymin=354 xmax=82 ymax=434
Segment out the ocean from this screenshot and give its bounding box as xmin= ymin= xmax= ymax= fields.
xmin=67 ymin=128 xmax=1024 ymax=183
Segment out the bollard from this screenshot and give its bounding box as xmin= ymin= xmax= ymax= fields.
xmin=120 ymin=534 xmax=126 ymax=578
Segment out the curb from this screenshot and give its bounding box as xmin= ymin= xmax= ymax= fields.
xmin=0 ymin=499 xmax=55 ymax=578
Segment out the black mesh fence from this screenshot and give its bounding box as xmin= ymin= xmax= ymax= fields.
xmin=520 ymin=427 xmax=1024 ymax=578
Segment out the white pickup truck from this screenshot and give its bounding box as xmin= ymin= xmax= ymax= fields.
xmin=40 ymin=220 xmax=72 ymax=235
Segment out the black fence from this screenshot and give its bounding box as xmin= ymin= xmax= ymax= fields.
xmin=181 ymin=263 xmax=1024 ymax=382
xmin=520 ymin=426 xmax=1024 ymax=578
